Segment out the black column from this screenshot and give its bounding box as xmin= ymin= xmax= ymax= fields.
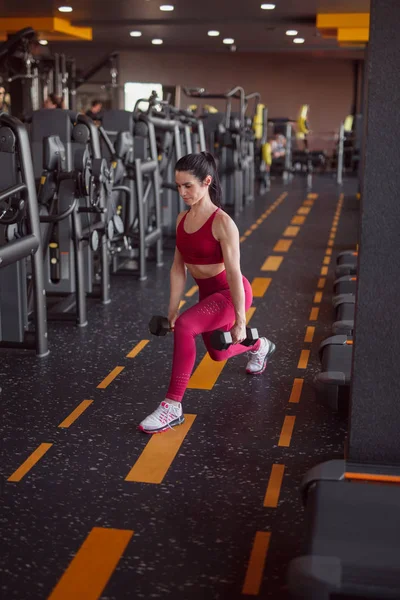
xmin=348 ymin=0 xmax=400 ymax=468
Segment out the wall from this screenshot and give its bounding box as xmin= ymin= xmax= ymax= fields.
xmin=119 ymin=50 xmax=356 ymax=151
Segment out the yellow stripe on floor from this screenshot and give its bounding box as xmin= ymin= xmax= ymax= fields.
xmin=126 ymin=340 xmax=149 ymax=359
xmin=314 ymin=291 xmax=323 ymax=304
xmin=261 ymin=256 xmax=283 ymax=271
xmin=185 ymin=285 xmax=198 ymax=297
xmin=327 ymin=240 xmax=334 ymax=247
xmin=320 ymin=266 xmax=328 ymax=276
xmin=240 ymin=236 xmax=246 ymax=243
xmin=242 ymin=532 xmax=271 ymax=595
xmin=58 ymin=400 xmax=93 ymax=428
xmin=323 ymin=256 xmax=331 ymax=266
xmin=298 ymin=350 xmax=310 ymax=369
xmin=307 ymin=193 xmax=318 ymax=199
xmin=125 ymin=414 xmax=196 ymax=484
xmin=256 ymin=218 xmax=263 ymax=225
xmin=97 ymin=367 xmax=124 ymax=390
xmin=188 ymin=355 xmax=227 ymax=390
xmin=246 ymin=306 xmax=256 ymax=323
xmin=297 ymin=206 xmax=310 ymax=215
xmin=304 ymin=326 xmax=315 ymax=343
xmin=48 ymin=527 xmax=133 ymax=600
xmin=245 ymin=229 xmax=252 ymax=236
xmin=8 ymin=443 xmax=53 ymax=482
xmin=326 ymin=248 xmax=332 ymax=256
xmin=278 ymin=416 xmax=296 ymax=447
xmin=251 ymin=277 xmax=272 ymax=298
xmin=179 ymin=300 xmax=186 ymax=309
xmin=317 ymin=278 xmax=326 ymax=289
xmin=250 ymin=224 xmax=258 ymax=231
xmin=264 ymin=464 xmax=285 ymax=508
xmin=291 ymin=215 xmax=305 ymax=225
xmin=289 ymin=378 xmax=304 ymax=404
xmin=303 ymin=199 xmax=314 ymax=206
xmin=283 ymin=226 xmax=300 ymax=237
xmin=309 ymin=307 xmax=320 ymax=321
xmin=273 ymin=239 xmax=292 ymax=252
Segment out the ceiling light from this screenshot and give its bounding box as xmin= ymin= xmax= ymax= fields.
xmin=286 ymin=30 xmax=298 ymax=36
xmin=160 ymin=4 xmax=174 ymax=10
xmin=130 ymin=31 xmax=142 ymax=37
xmin=293 ymin=38 xmax=305 ymax=44
xmin=39 ymin=40 xmax=49 ymax=45
xmin=261 ymin=3 xmax=276 ymax=9
xmin=223 ymin=38 xmax=235 ymax=44
xmin=152 ymin=38 xmax=163 ymax=45
xmin=208 ymin=30 xmax=220 ymax=37
xmin=58 ymin=6 xmax=73 ymax=12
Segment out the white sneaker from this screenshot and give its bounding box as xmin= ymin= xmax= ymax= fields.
xmin=246 ymin=337 xmax=276 ymax=375
xmin=138 ymin=400 xmax=184 ymax=434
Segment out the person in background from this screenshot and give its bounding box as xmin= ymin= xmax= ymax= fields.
xmin=86 ymin=99 xmax=103 ymax=121
xmin=44 ymin=94 xmax=63 ymax=109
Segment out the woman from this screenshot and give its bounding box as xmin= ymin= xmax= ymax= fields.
xmin=139 ymin=152 xmax=276 ymax=434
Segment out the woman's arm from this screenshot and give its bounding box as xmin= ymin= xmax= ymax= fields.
xmin=168 ymin=215 xmax=188 ymax=327
xmin=216 ymin=215 xmax=247 ymax=343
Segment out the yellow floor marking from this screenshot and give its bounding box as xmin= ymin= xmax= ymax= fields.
xmin=273 ymin=239 xmax=292 ymax=252
xmin=291 ymin=215 xmax=305 ymax=225
xmin=246 ymin=307 xmax=256 ymax=323
xmin=126 ymin=340 xmax=149 ymax=359
xmin=278 ymin=416 xmax=296 ymax=447
xmin=188 ymin=355 xmax=227 ymax=390
xmin=309 ymin=307 xmax=320 ymax=321
xmin=317 ymin=278 xmax=326 ymax=289
xmin=58 ymin=400 xmax=93 ymax=428
xmin=314 ymin=291 xmax=323 ymax=304
xmin=303 ymin=199 xmax=314 ymax=206
xmin=289 ymin=378 xmax=304 ymax=404
xmin=283 ymin=226 xmax=300 ymax=237
xmin=297 ymin=206 xmax=310 ymax=215
xmin=323 ymin=256 xmax=331 ymax=266
xmin=244 ymin=229 xmax=252 ymax=236
xmin=307 ymin=193 xmax=318 ymax=199
xmin=48 ymin=527 xmax=133 ymax=600
xmin=97 ymin=367 xmax=124 ymax=390
xmin=261 ymin=256 xmax=283 ymax=271
xmin=240 ymin=236 xmax=246 ymax=243
xmin=298 ymin=349 xmax=310 ymax=369
xmin=126 ymin=414 xmax=196 ymax=484
xmin=320 ymin=266 xmax=328 ymax=276
xmin=8 ymin=443 xmax=53 ymax=482
xmin=179 ymin=300 xmax=186 ymax=310
xmin=304 ymin=326 xmax=315 ymax=343
xmin=185 ymin=285 xmax=198 ymax=297
xmin=326 ymin=248 xmax=332 ymax=256
xmin=331 ymin=227 xmax=337 ymax=233
xmin=327 ymin=240 xmax=334 ymax=247
xmin=256 ymin=218 xmax=263 ymax=225
xmin=250 ymin=224 xmax=258 ymax=231
xmin=264 ymin=464 xmax=285 ymax=508
xmin=242 ymin=532 xmax=271 ymax=595
xmin=251 ymin=277 xmax=272 ymax=298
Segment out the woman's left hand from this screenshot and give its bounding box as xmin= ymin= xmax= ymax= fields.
xmin=230 ymin=321 xmax=247 ymax=344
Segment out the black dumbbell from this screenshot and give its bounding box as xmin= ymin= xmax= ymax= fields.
xmin=149 ymin=315 xmax=172 ymax=336
xmin=210 ymin=327 xmax=259 ymax=351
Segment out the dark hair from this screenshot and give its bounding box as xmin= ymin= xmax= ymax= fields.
xmin=92 ymin=99 xmax=102 ymax=107
xmin=175 ymin=151 xmax=222 ymax=207
xmin=48 ymin=93 xmax=63 ymax=108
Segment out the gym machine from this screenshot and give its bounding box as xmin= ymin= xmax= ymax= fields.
xmin=0 ymin=113 xmax=48 ymax=357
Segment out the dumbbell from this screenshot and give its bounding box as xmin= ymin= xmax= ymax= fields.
xmin=210 ymin=327 xmax=259 ymax=351
xmin=149 ymin=315 xmax=172 ymax=336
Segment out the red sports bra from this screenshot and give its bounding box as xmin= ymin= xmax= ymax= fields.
xmin=176 ymin=208 xmax=224 ymax=265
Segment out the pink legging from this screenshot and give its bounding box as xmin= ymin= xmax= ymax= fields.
xmin=166 ymin=270 xmax=260 ymax=402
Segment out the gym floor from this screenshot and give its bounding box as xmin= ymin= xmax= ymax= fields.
xmin=2 ymin=175 xmax=358 ymax=600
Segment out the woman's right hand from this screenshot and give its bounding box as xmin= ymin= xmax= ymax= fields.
xmin=168 ymin=311 xmax=179 ymax=330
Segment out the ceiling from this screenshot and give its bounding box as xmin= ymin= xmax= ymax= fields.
xmin=0 ymin=0 xmax=371 ymax=54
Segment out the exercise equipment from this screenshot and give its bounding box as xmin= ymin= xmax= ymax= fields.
xmin=149 ymin=315 xmax=259 ymax=350
xmin=332 ymin=293 xmax=355 ymax=335
xmin=314 ymin=334 xmax=353 ymax=411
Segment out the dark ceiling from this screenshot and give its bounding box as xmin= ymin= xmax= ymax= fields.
xmin=1 ymin=0 xmax=371 ymax=53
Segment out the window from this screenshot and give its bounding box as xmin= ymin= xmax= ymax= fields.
xmin=124 ymin=82 xmax=163 ymax=112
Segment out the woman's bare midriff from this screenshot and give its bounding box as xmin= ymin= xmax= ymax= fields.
xmin=185 ymin=263 xmax=226 ymax=280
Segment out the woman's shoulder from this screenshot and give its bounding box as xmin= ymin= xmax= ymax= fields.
xmin=176 ymin=210 xmax=189 ymax=226
xmin=213 ymin=208 xmax=237 ymax=236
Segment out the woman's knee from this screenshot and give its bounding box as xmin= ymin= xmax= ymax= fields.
xmin=174 ymin=312 xmax=195 ymax=337
xmin=207 ymin=348 xmax=226 ymax=362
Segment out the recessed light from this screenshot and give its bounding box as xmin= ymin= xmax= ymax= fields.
xmin=286 ymin=30 xmax=298 ymax=36
xmin=223 ymin=38 xmax=235 ymax=44
xmin=293 ymin=38 xmax=305 ymax=44
xmin=160 ymin=4 xmax=174 ymax=10
xmin=130 ymin=31 xmax=142 ymax=37
xmin=152 ymin=38 xmax=163 ymax=45
xmin=58 ymin=5 xmax=73 ymax=12
xmin=261 ymin=3 xmax=276 ymax=9
xmin=208 ymin=30 xmax=220 ymax=37
xmin=39 ymin=40 xmax=48 ymax=45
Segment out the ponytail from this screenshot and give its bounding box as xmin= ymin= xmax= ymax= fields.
xmin=175 ymin=151 xmax=222 ymax=207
